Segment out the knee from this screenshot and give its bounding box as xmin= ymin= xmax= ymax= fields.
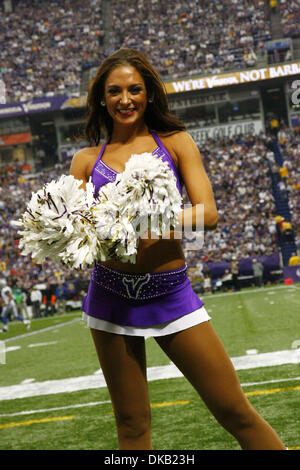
xmin=115 ymin=408 xmax=151 ymax=440
xmin=215 ymin=399 xmax=258 ymax=435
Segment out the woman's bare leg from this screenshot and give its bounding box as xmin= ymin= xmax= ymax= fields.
xmin=155 ymin=321 xmax=286 ymax=450
xmin=90 ymin=329 xmax=152 ymax=450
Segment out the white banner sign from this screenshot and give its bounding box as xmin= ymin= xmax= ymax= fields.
xmin=189 ymin=120 xmax=263 ymax=143
xmin=166 ymin=62 xmax=300 ymax=93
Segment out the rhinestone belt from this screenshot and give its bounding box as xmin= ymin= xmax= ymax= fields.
xmin=91 ymin=263 xmax=188 ymax=300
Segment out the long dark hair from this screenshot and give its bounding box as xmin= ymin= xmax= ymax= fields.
xmin=85 ymin=48 xmax=185 ymax=146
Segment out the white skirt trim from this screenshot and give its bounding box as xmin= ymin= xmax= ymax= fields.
xmin=82 ymin=306 xmax=211 ymax=338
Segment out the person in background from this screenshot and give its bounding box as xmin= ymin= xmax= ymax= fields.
xmin=221 ymin=269 xmax=233 ymax=291
xmin=230 ymin=256 xmax=240 ymax=291
xmin=55 ymin=282 xmax=67 ymax=315
xmin=30 ymin=285 xmax=43 ymax=318
xmin=281 ymin=220 xmax=293 ymax=241
xmin=270 ymin=0 xmax=277 ymax=14
xmin=270 ymin=116 xmax=279 ymax=138
xmin=12 ymin=281 xmax=23 ymax=317
xmin=203 ymin=272 xmax=212 ymax=294
xmin=288 ymin=252 xmax=300 ymax=266
xmin=44 ymin=284 xmax=54 ymax=316
xmin=252 ymin=259 xmax=264 ymax=288
xmin=0 ymin=279 xmax=30 ymax=333
xmin=13 ymin=281 xmax=30 ymax=321
xmin=279 ymin=166 xmax=289 ymax=180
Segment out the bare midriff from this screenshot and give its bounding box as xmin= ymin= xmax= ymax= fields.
xmin=101 ymin=236 xmax=186 ymax=273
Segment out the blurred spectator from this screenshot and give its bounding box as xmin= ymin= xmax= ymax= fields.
xmin=221 ymin=269 xmax=233 ymax=292
xmin=271 ymin=163 xmax=281 ymax=183
xmin=281 ymin=220 xmax=293 ymax=241
xmin=270 ymin=116 xmax=280 ymax=138
xmin=203 ymin=272 xmax=212 ymax=294
xmin=277 ymin=129 xmax=289 ymax=145
xmin=30 ymin=285 xmax=43 ymax=318
xmin=55 ymin=282 xmax=67 ymax=315
xmin=279 ymin=166 xmax=289 ymax=179
xmin=230 ymin=257 xmax=240 ymax=291
xmin=244 ymin=47 xmax=257 ymax=67
xmin=43 ymin=284 xmax=54 ymax=317
xmin=288 ymin=252 xmax=300 ymax=266
xmin=275 ymin=215 xmax=283 ymax=226
xmin=13 ymin=281 xmax=30 ymax=320
xmin=285 ymin=48 xmax=292 ymax=61
xmin=0 ymin=278 xmax=30 ymax=332
xmin=252 ymin=258 xmax=264 ymax=287
xmin=268 ymin=218 xmax=277 ymax=244
xmin=12 ymin=281 xmax=23 ymax=316
xmin=270 ymin=0 xmax=277 ymax=14
xmin=278 ymin=180 xmax=288 ymax=201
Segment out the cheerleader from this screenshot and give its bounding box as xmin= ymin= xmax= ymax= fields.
xmin=69 ymin=48 xmax=286 ymax=450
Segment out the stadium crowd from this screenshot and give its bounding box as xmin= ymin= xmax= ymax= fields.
xmin=280 ymin=0 xmax=300 ymax=38
xmin=0 ymin=0 xmax=105 ymax=103
xmin=110 ymin=0 xmax=271 ymax=78
xmin=2 ymin=0 xmax=300 ymax=104
xmin=276 ymin=127 xmax=300 ymax=249
xmin=1 ymin=0 xmax=275 ymax=103
xmin=183 ymin=133 xmax=279 ymax=266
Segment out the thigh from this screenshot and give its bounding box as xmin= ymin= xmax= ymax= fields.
xmin=90 ymin=329 xmax=151 ymax=419
xmin=155 ymin=321 xmax=250 ymax=420
xmin=1 ymin=305 xmax=8 ymax=318
xmin=2 ymin=304 xmax=14 ymax=319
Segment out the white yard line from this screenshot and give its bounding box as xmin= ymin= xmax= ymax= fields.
xmin=241 ymin=376 xmax=300 ymax=387
xmin=1 ymin=374 xmax=300 ymax=419
xmin=0 ymin=349 xmax=299 ymax=401
xmin=3 ymin=318 xmax=81 ymax=343
xmin=28 ymin=342 xmax=58 ymax=348
xmin=202 ymin=284 xmax=294 ymax=300
xmin=0 ymin=400 xmax=112 ymax=418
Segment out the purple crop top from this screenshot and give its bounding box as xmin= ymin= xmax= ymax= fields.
xmin=90 ymin=129 xmax=184 ymax=196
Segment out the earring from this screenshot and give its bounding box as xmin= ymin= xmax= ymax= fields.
xmin=100 ymin=101 xmax=106 ymax=106
xmin=148 ymin=98 xmax=153 ymax=103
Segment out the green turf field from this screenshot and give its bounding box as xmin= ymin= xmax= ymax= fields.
xmin=0 ymin=284 xmax=299 ymax=450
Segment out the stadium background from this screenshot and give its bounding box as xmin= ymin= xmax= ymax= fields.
xmin=1 ymin=0 xmax=300 ymax=304
xmin=0 ymin=0 xmax=300 ymax=451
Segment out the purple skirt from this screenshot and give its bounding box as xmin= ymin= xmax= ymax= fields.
xmin=82 ymin=263 xmax=204 ymax=327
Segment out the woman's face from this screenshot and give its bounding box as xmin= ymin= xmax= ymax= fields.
xmin=103 ymin=65 xmax=148 ymax=128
